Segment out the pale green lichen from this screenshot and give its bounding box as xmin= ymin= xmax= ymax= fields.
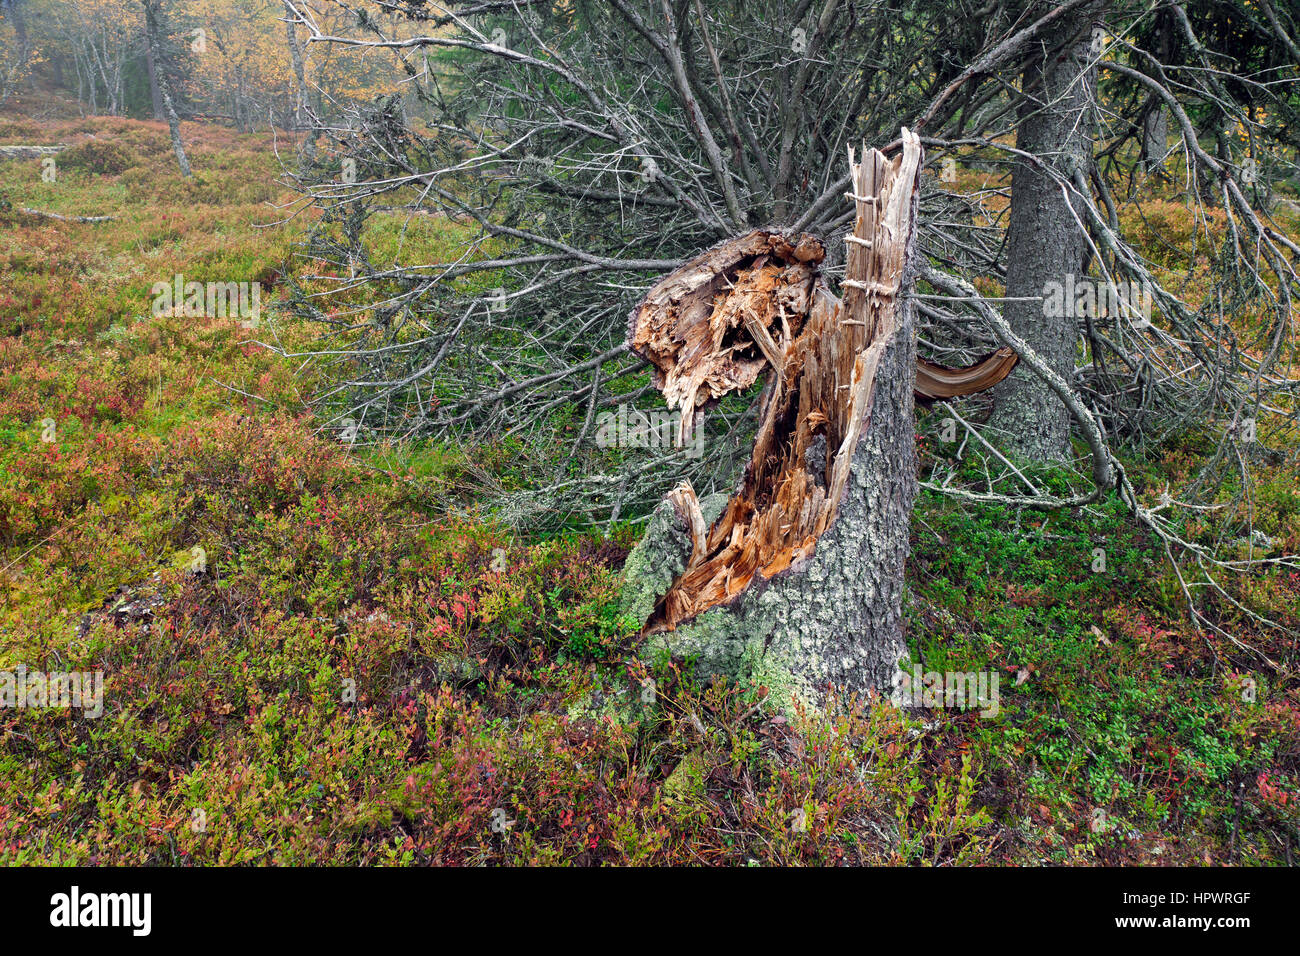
xmin=621 ymin=479 xmax=910 ymax=713
xmin=564 ymin=681 xmax=642 ymax=724
xmin=619 ymin=491 xmax=728 ymax=624
xmin=662 ymin=750 xmax=708 ymax=801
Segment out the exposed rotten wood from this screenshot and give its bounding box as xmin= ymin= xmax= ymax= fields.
xmin=627 ymin=229 xmax=824 ymax=445
xmin=627 ymin=130 xmax=1015 ymax=634
xmin=628 ymin=244 xmax=1017 ymax=423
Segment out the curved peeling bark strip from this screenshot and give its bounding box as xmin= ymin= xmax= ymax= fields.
xmin=628 ymin=131 xmax=931 ymax=634
xmin=914 ymin=348 xmax=1019 ymax=403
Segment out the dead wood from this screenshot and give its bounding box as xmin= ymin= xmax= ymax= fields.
xmin=628 ymin=234 xmax=1018 ymax=425
xmin=17 ymin=207 xmax=116 ymax=224
xmin=626 ymin=132 xmax=1015 ymax=636
xmin=914 ymin=348 xmax=1018 ymax=403
xmin=0 ymin=145 xmax=66 ymax=160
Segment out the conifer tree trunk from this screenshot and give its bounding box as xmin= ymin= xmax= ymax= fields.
xmin=987 ymin=6 xmax=1103 ymax=461
xmin=143 ymin=30 xmax=164 ymax=120
xmin=622 ymin=132 xmax=933 ymax=704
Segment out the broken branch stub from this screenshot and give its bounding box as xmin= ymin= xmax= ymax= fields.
xmin=914 ymin=348 xmax=1018 ymax=403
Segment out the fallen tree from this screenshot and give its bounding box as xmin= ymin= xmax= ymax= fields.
xmin=17 ymin=207 xmax=115 ymax=223
xmin=621 ymin=131 xmax=1014 ymax=703
xmin=0 ymin=145 xmax=65 ymax=160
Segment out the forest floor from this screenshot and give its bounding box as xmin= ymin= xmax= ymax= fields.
xmin=1 ymin=111 xmax=1298 ymax=865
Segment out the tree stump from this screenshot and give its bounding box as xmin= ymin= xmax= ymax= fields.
xmin=622 ymin=130 xmax=1014 ymax=705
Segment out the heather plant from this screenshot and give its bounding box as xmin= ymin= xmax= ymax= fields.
xmin=1 ymin=105 xmax=1298 ymax=868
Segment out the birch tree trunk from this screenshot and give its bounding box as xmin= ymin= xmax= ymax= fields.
xmin=142 ymin=0 xmax=191 ymax=178
xmin=622 ymin=132 xmax=929 ymax=705
xmin=283 ymin=3 xmax=318 ymax=171
xmin=285 ymin=10 xmax=308 ymax=128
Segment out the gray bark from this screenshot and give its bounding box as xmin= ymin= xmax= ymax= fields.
xmin=143 ymin=28 xmax=164 ymax=119
xmin=284 ymin=5 xmax=318 ymax=171
xmin=987 ymin=6 xmax=1102 ymax=462
xmin=1141 ymin=8 xmax=1172 ymax=176
xmin=286 ymin=12 xmax=308 ymax=128
xmin=622 ymin=136 xmax=924 ymax=706
xmin=1142 ymin=101 xmax=1168 ymax=172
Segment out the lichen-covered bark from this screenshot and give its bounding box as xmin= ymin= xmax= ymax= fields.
xmin=637 ymin=280 xmax=918 ymax=703
xmin=623 ymin=131 xmax=933 ymax=706
xmin=620 ymin=490 xmax=728 ymax=626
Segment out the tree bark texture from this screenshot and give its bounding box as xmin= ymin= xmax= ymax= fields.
xmin=987 ymin=6 xmax=1101 ymax=461
xmin=622 ymin=131 xmax=989 ymax=705
xmin=142 ymin=0 xmax=191 ymax=178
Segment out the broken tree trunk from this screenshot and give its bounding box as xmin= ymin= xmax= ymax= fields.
xmin=622 ymin=130 xmax=1013 ymax=704
xmin=17 ymin=208 xmax=116 ymax=223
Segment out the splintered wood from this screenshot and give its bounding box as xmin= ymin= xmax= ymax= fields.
xmin=627 ymin=130 xmax=1015 ymax=633
xmin=627 ymin=230 xmax=825 ymax=446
